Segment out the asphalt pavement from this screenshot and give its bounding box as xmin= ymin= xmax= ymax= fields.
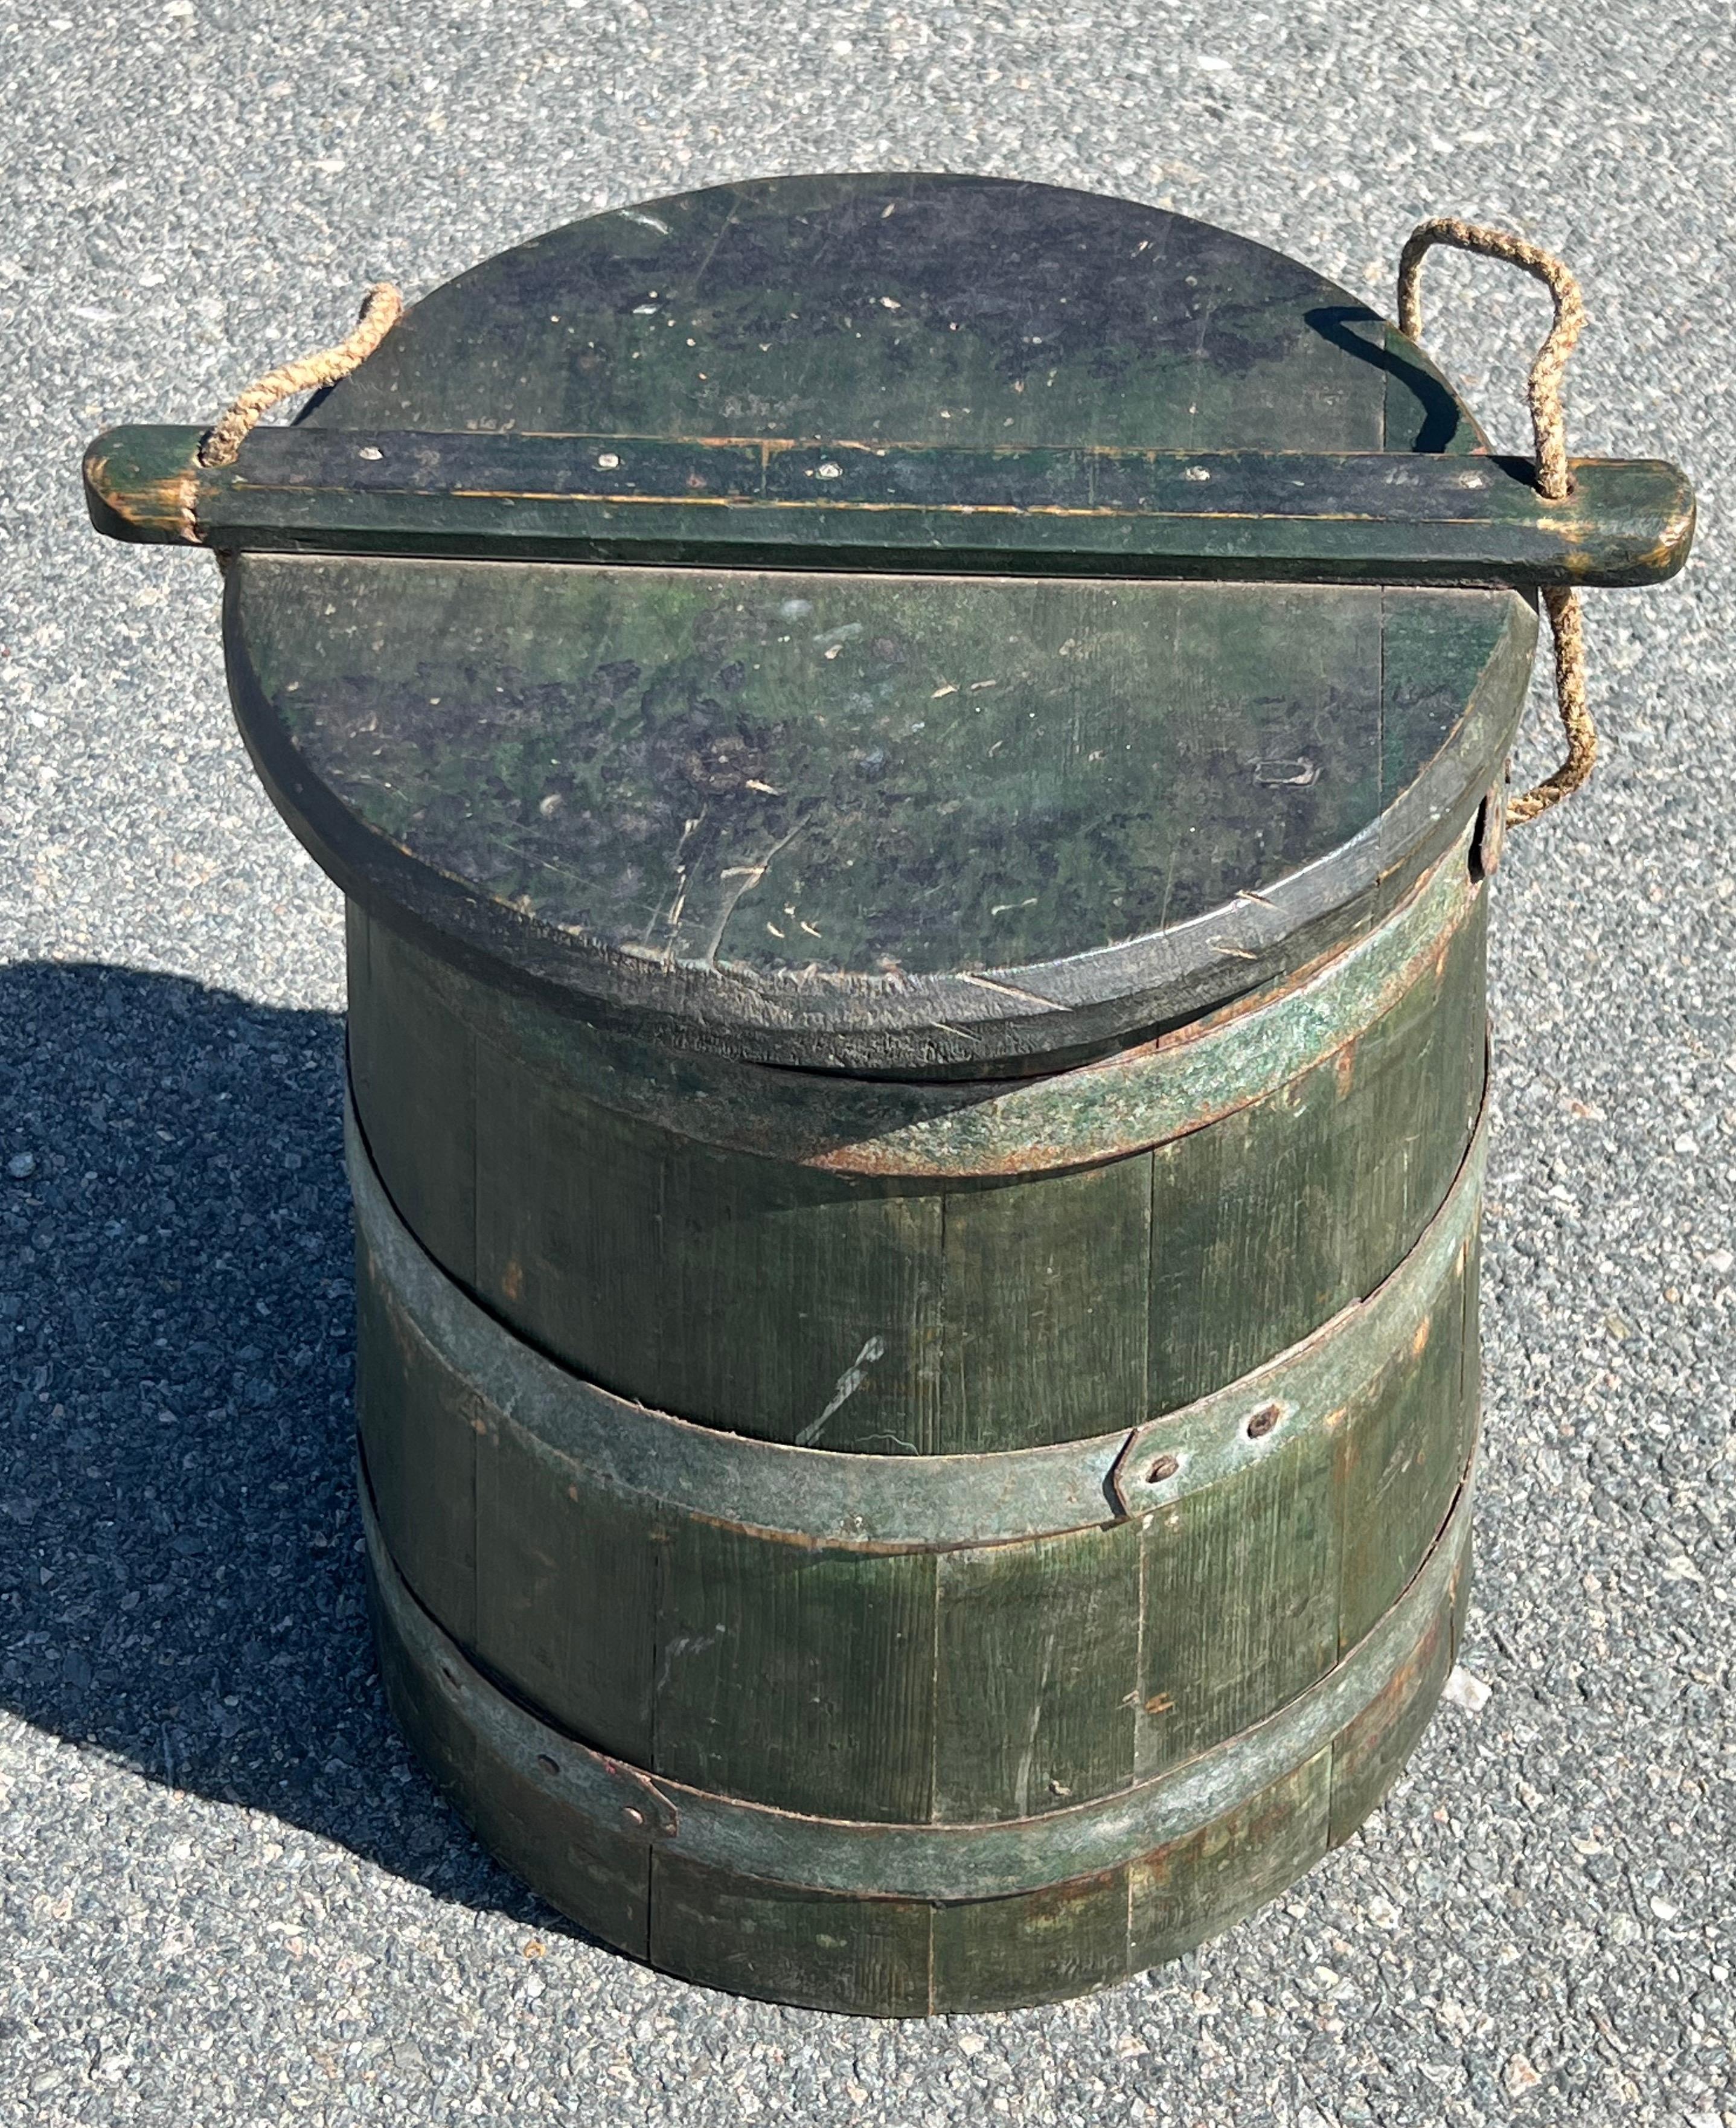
xmin=1 ymin=2 xmax=1732 ymax=2122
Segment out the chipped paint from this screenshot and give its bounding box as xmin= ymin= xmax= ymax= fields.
xmin=796 ymin=1335 xmax=889 ymax=1447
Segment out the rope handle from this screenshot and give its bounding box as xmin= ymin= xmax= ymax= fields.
xmin=179 ymin=283 xmax=404 ymax=542
xmin=1396 ymin=219 xmax=1594 ymax=826
xmin=198 ymin=283 xmax=403 ymax=468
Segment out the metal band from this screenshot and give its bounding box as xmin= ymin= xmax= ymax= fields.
xmin=367 ymin=822 xmax=1483 ymax=1177
xmin=362 ymin=1462 xmax=1473 ymax=1902
xmin=347 ymin=1087 xmax=1486 ymax=1551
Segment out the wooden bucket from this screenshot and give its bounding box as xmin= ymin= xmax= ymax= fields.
xmin=345 ymin=828 xmax=1487 ymax=2013
xmin=82 ymin=171 xmax=1693 ymax=2011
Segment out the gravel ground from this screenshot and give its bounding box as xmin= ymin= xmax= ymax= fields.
xmin=2 ymin=2 xmax=1732 ymax=2122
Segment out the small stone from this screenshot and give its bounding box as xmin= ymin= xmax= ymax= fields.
xmin=956 ymin=2033 xmax=987 ymax=2056
xmin=1441 ymin=1664 xmax=1493 ymax=1714
xmin=1503 ymin=2054 xmax=1542 ymax=2098
xmin=6 ymin=1152 xmax=35 ymax=1178
xmin=1649 ymin=1894 xmax=1679 ymax=1921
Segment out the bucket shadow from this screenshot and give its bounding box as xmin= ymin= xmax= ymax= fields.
xmin=1304 ymin=303 xmax=1472 ymax=454
xmin=0 ymin=959 xmax=564 ymax=1932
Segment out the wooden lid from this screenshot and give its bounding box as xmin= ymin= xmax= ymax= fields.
xmin=223 ymin=173 xmax=1535 ymax=1072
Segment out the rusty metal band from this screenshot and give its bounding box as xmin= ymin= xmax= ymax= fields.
xmin=370 ymin=819 xmax=1482 ymax=1178
xmin=346 ymin=1085 xmax=1487 ymax=1551
xmin=361 ymin=1461 xmax=1473 ymax=1902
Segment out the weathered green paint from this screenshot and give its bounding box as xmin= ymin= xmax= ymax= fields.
xmin=172 ymin=175 xmax=1561 ymax=1072
xmin=475 ymin=1406 xmax=659 ymax=1765
xmin=648 ymin=1854 xmax=933 ymax=2016
xmin=352 ymin=1094 xmax=1482 ymax=1858
xmin=1136 ymin=1393 xmax=1341 ymax=1777
xmin=345 ymin=899 xmax=476 ymax=1284
xmin=86 ymin=423 xmax=1694 ymax=589
xmin=940 ymin=1155 xmax=1151 ymax=1450
xmin=654 ymin=1524 xmax=938 ymax=1823
xmin=366 ymin=1560 xmax=653 ymax=1960
xmin=361 ymin=1468 xmax=1472 ymax=2008
xmin=931 ymin=1868 xmax=1132 ymax=2014
xmin=232 ymin=556 xmax=1521 ymax=1076
xmin=1328 ymin=1551 xmax=1462 ymax=1849
xmin=934 ymin=1521 xmax=1142 ymax=1822
xmin=354 ymin=1235 xmax=476 ymax=1646
xmin=362 ymin=1464 xmax=1472 ymax=1888
xmin=470 ymin=1053 xmax=948 ymax=1452
xmin=314 ymin=175 xmax=1401 ymax=450
xmin=1116 ymin=1110 xmax=1487 ymax=1517
xmin=1147 ymin=888 xmax=1485 ymax=1411
xmin=1337 ymin=1242 xmax=1475 ymax=1653
xmin=347 ymin=1090 xmax=1485 ymax=1551
xmin=1127 ymin=1749 xmax=1330 ymax=1971
xmin=347 ymin=868 xmax=1485 ymax=1453
xmin=97 ymin=170 xmax=1694 ymax=1076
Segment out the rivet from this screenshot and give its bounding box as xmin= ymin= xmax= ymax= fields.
xmin=536 ymin=1753 xmax=559 ymax=1778
xmin=357 ymin=445 xmax=383 ymax=461
xmin=622 ymin=1805 xmax=645 ymax=1827
xmin=1146 ymin=1453 xmax=1180 ymax=1484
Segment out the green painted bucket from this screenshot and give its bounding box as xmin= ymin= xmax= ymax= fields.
xmin=85 ymin=171 xmax=1693 ymax=2013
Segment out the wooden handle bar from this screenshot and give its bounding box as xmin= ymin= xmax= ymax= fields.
xmin=84 ymin=423 xmax=1695 ymax=589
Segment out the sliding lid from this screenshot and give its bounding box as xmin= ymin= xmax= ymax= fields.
xmin=92 ymin=174 xmax=1694 ymax=1072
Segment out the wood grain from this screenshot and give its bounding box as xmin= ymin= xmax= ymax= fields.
xmin=230 ymin=554 xmax=1525 ymax=1072
xmin=473 ymin=1408 xmax=659 ymax=1764
xmin=1128 ymin=1749 xmax=1330 ymax=1969
xmin=940 ymin=1157 xmax=1151 ymax=1451
xmin=470 ymin=1038 xmax=947 ymax=1447
xmin=934 ymin=1521 xmax=1141 ymax=1823
xmin=654 ymin=1523 xmax=938 ymax=1822
xmin=932 ymin=1867 xmax=1131 ymax=2013
xmin=348 ymin=882 xmax=1482 ymax=1457
xmin=354 ymin=1234 xmax=476 ymax=1644
xmin=1136 ymin=1409 xmax=1341 ymax=1778
xmin=366 ymin=1553 xmax=653 ymax=1959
